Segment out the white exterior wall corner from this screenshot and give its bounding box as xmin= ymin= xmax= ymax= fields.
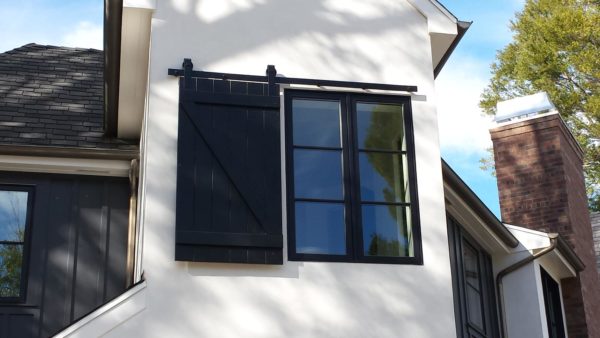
xmin=493 ymin=226 xmax=575 ymax=338
xmin=500 ymin=263 xmax=547 ymax=338
xmin=108 ymin=1 xmax=456 ymax=337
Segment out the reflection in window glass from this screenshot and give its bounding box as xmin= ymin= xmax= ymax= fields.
xmin=292 ymin=99 xmax=341 ymax=147
xmin=294 ymin=149 xmax=343 ymax=200
xmin=295 ymin=202 xmax=345 ymax=255
xmin=0 ymin=189 xmax=29 ymax=299
xmin=359 ymin=153 xmax=409 ymax=203
xmin=361 ymin=205 xmax=412 ymax=257
xmin=466 ymin=285 xmax=484 ymax=329
xmin=356 ymin=103 xmax=405 ymax=151
xmin=541 ymin=268 xmax=566 ymax=338
xmin=0 ymin=245 xmax=23 ymax=298
xmin=0 ymin=191 xmax=28 ymax=242
xmin=287 ymin=92 xmax=420 ymax=264
xmin=463 ymin=242 xmax=484 ymax=329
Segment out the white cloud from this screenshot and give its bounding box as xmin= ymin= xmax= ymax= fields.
xmin=60 ymin=21 xmax=103 ymax=50
xmin=435 ymin=56 xmax=494 ymax=156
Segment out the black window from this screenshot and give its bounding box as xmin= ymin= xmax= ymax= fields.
xmin=448 ymin=217 xmax=499 ymax=338
xmin=285 ymin=90 xmax=422 ymax=264
xmin=0 ymin=186 xmax=33 ymax=302
xmin=541 ymin=268 xmax=566 ymax=338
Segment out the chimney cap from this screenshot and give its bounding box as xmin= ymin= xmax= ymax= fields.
xmin=495 ymin=92 xmax=556 ymax=123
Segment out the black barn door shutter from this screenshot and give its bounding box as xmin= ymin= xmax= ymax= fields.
xmin=175 ymin=62 xmax=283 ymax=264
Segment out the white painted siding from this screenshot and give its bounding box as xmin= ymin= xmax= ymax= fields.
xmin=107 ymin=1 xmax=456 ymax=336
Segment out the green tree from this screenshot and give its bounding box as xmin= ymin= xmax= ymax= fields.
xmin=0 ymin=241 xmax=22 ymax=297
xmin=480 ymin=0 xmax=600 ymax=208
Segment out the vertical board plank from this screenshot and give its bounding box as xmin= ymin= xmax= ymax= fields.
xmin=8 ymin=314 xmax=35 ymax=338
xmin=176 ymin=110 xmax=197 ymax=233
xmin=72 ymin=179 xmax=106 ymax=320
xmin=176 ymin=78 xmax=282 ymax=264
xmin=40 ymin=179 xmax=74 ymax=335
xmin=104 ymin=179 xmax=129 ymax=301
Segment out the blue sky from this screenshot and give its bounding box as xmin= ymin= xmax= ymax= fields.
xmin=436 ymin=0 xmax=525 ymax=216
xmin=0 ymin=0 xmax=525 ymax=217
xmin=0 ymin=0 xmax=103 ymax=53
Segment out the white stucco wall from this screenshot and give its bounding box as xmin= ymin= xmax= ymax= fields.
xmin=498 ymin=259 xmax=546 ymax=338
xmin=107 ymin=1 xmax=456 ymax=337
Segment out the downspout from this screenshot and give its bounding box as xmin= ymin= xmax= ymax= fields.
xmin=126 ymin=159 xmax=139 ymax=287
xmin=496 ymin=233 xmax=559 ymax=338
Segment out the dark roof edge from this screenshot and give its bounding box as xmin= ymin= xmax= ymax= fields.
xmin=556 ymin=235 xmax=585 ymax=272
xmin=0 ymin=144 xmax=138 ymax=160
xmin=104 ymin=0 xmax=123 ymax=137
xmin=442 ymin=159 xmax=519 ymax=248
xmin=433 ymin=21 xmax=471 ymax=79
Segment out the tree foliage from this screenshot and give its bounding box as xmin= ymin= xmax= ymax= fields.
xmin=0 ymin=243 xmax=22 ymax=297
xmin=480 ymin=0 xmax=600 ymax=208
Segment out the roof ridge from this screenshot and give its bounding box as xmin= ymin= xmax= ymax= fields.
xmin=2 ymin=43 xmax=102 ymax=55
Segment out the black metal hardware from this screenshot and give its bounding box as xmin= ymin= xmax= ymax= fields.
xmin=182 ymin=58 xmax=194 ymax=89
xmin=168 ymin=59 xmax=418 ymax=93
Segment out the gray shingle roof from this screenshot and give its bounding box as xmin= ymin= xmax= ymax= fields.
xmin=0 ymin=44 xmax=137 ymax=150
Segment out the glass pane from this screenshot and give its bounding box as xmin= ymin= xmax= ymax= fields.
xmin=463 ymin=242 xmax=480 ymax=290
xmin=466 ymin=285 xmax=484 ymax=329
xmin=362 ymin=205 xmax=412 ymax=257
xmin=0 ymin=190 xmax=29 ymax=242
xmin=293 ymin=99 xmax=341 ymax=147
xmin=294 ymin=149 xmax=343 ymax=200
xmin=0 ymin=244 xmax=23 ymax=298
xmin=359 ymin=152 xmax=409 ymax=203
xmin=295 ymin=202 xmax=345 ymax=255
xmin=356 ymin=103 xmax=405 ymax=151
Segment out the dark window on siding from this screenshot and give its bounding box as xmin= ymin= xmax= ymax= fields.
xmin=447 ymin=216 xmax=499 ymax=338
xmin=0 ymin=186 xmax=33 ymax=302
xmin=286 ymin=90 xmax=422 ymax=264
xmin=541 ymin=268 xmax=566 ymax=338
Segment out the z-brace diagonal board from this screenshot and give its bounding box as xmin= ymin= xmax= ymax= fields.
xmin=180 ymin=100 xmax=280 ymax=236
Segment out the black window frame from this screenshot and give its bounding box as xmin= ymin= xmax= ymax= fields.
xmin=540 ymin=267 xmax=566 ymax=338
xmin=285 ymin=89 xmax=422 ymax=265
xmin=0 ymin=184 xmax=34 ymax=303
xmin=447 ymin=216 xmax=499 ymax=338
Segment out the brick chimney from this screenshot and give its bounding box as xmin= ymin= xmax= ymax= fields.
xmin=490 ymin=94 xmax=600 ymax=338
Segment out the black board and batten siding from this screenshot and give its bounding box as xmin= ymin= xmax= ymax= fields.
xmin=0 ymin=172 xmax=130 ymax=338
xmin=175 ymin=61 xmax=283 ymax=264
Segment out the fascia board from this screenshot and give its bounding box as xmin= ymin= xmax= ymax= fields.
xmin=445 ymin=184 xmax=514 ymax=254
xmin=406 ymin=0 xmax=458 ymax=35
xmin=123 ymin=0 xmax=156 ymax=10
xmin=117 ymin=6 xmax=153 ymax=139
xmin=0 ymin=155 xmax=131 ymax=177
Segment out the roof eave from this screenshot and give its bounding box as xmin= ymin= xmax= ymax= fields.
xmin=556 ymin=235 xmax=586 ymax=272
xmin=442 ymin=159 xmax=520 ymax=248
xmin=434 ymin=20 xmax=471 ymax=79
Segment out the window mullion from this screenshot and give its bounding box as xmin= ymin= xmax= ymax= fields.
xmin=345 ymin=94 xmax=363 ymax=261
xmin=338 ymin=94 xmax=352 ymax=260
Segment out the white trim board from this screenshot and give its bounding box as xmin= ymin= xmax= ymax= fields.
xmin=53 ymin=281 xmax=147 ymax=338
xmin=0 ymin=155 xmax=131 ymax=177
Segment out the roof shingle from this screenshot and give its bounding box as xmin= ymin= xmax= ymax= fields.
xmin=0 ymin=44 xmax=137 ymax=150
